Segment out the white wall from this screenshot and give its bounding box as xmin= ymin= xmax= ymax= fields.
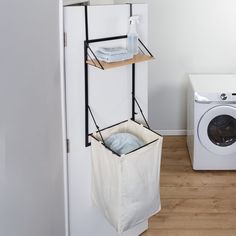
xmin=114 ymin=0 xmax=143 ymax=3
xmin=115 ymin=0 xmax=236 ymax=133
xmin=0 ymin=1 xmax=66 ymax=236
xmin=90 ymin=0 xmax=114 ymax=4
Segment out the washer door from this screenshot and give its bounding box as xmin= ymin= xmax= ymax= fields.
xmin=198 ymin=105 xmax=236 ymax=155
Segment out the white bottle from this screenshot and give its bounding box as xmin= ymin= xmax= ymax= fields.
xmin=127 ymin=16 xmax=139 ymax=55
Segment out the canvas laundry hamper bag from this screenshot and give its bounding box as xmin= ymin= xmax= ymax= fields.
xmin=90 ymin=119 xmax=163 ymax=233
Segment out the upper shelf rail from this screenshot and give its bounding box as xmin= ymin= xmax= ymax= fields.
xmin=87 ymin=35 xmax=127 ymax=44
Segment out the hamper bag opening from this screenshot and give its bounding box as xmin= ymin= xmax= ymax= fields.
xmin=90 ymin=119 xmax=163 ymax=233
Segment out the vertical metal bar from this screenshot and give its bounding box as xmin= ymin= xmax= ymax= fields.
xmin=129 ymin=3 xmax=132 ymax=16
xmin=84 ymin=5 xmax=89 ymax=147
xmin=84 ymin=42 xmax=89 ymax=146
xmin=132 ymin=64 xmax=135 ymax=120
xmin=84 ymin=5 xmax=89 ymax=41
xmin=129 ymin=4 xmax=136 ymax=121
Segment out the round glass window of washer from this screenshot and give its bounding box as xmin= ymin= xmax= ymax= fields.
xmin=207 ymin=115 xmax=236 ymax=147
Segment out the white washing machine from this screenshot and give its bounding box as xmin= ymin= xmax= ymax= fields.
xmin=187 ymin=74 xmax=236 ymax=170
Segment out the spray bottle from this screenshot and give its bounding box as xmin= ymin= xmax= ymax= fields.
xmin=127 ymin=15 xmax=139 ymax=55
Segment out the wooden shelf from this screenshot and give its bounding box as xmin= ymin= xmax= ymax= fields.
xmin=86 ymin=54 xmax=154 ymax=70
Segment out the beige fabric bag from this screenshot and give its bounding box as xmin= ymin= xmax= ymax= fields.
xmin=91 ymin=119 xmax=163 ymax=233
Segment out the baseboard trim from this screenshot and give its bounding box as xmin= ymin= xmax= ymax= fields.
xmin=156 ymin=130 xmax=187 ymax=136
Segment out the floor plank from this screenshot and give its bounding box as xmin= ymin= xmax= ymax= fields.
xmin=142 ymin=229 xmax=236 ymax=236
xmin=141 ymin=136 xmax=236 ymax=235
xmin=149 ymin=213 xmax=236 ymax=229
xmin=161 ymin=186 xmax=236 ymax=199
xmin=160 ymin=199 xmax=236 ymax=214
xmin=161 ymin=175 xmax=236 ymax=187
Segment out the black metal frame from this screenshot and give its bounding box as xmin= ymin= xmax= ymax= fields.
xmin=84 ymin=4 xmax=153 ymax=147
xmin=90 ymin=119 xmax=162 ymax=157
xmin=85 ymin=35 xmax=128 ymax=70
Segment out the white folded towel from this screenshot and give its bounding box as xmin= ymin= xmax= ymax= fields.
xmin=98 ymin=47 xmax=128 ymax=55
xmin=95 ymin=47 xmax=133 ymax=63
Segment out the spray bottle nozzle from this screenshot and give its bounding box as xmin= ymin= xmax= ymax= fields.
xmin=129 ymin=15 xmax=139 ymax=24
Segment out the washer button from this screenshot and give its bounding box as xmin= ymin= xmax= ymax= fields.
xmin=220 ymin=93 xmax=227 ymax=100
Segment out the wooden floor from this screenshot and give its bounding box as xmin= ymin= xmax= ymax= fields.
xmin=142 ymin=136 xmax=236 ymax=236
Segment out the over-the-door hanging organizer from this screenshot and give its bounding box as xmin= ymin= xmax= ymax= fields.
xmin=82 ymin=4 xmax=163 ymax=233
xmin=84 ymin=4 xmax=154 ymax=147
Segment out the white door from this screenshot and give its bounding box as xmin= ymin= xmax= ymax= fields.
xmin=64 ymin=4 xmax=149 ymax=236
xmin=198 ymin=105 xmax=236 ymax=155
xmin=0 ymin=1 xmax=66 ymax=235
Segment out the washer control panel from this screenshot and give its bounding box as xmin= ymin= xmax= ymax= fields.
xmin=218 ymin=93 xmax=236 ymax=102
xmin=195 ymin=92 xmax=236 ymax=103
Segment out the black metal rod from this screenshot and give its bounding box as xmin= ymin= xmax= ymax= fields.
xmin=90 ymin=119 xmax=161 ymax=157
xmin=87 ymin=44 xmax=104 ymax=70
xmin=129 ymin=3 xmax=133 ymax=16
xmin=84 ymin=6 xmax=89 ymax=147
xmin=87 ymin=51 xmax=96 ymax=66
xmin=90 ymin=135 xmax=121 ymax=157
xmin=84 ymin=6 xmax=89 ymax=41
xmin=138 ymin=45 xmax=145 ymax=55
xmin=138 ymin=39 xmax=154 ymax=57
xmin=87 ymin=35 xmax=127 ymax=44
xmin=132 ymin=119 xmax=162 ymax=136
xmin=125 ymin=138 xmax=159 ymax=155
xmin=132 ymin=64 xmax=135 ymax=120
xmin=133 ymin=96 xmax=150 ymax=129
xmin=88 ymin=106 xmax=105 ymax=144
xmin=91 ymin=119 xmax=128 ymax=133
xmin=84 ymin=44 xmax=89 ymax=146
xmin=88 ymin=56 xmax=98 ymax=69
xmin=129 ymin=3 xmax=136 ymax=121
